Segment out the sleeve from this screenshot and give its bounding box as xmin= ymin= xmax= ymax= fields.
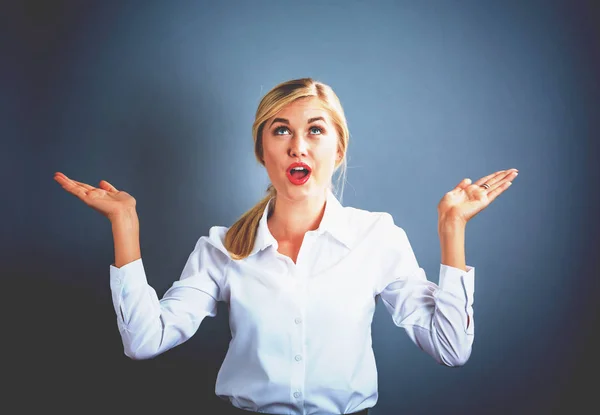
xmin=374 ymin=213 xmax=475 ymax=367
xmin=108 ymin=235 xmax=229 ymax=360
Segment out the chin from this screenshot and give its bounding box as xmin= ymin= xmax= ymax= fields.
xmin=285 ymin=183 xmax=326 ymax=199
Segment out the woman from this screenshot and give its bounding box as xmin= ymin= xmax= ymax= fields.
xmin=54 ymin=78 xmax=518 ymax=415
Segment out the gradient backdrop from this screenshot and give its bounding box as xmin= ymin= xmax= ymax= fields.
xmin=5 ymin=0 xmax=599 ymax=414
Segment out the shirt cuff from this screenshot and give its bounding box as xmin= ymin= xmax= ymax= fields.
xmin=438 ymin=264 xmax=475 ymax=298
xmin=109 ymin=258 xmax=148 ymax=295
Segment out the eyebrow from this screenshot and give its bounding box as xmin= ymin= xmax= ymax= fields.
xmin=269 ymin=116 xmax=326 ymax=128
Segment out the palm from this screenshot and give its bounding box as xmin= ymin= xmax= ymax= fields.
xmin=439 ymin=188 xmax=489 ymax=223
xmin=437 ymin=169 xmax=518 ymax=225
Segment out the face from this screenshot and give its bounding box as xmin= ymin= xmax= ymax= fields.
xmin=261 ymin=96 xmax=342 ymax=201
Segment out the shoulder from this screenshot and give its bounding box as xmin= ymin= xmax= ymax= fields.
xmin=191 ymin=225 xmax=233 ymax=260
xmin=344 ymin=208 xmax=415 ymax=276
xmin=342 ymin=205 xmax=408 ymax=246
xmin=345 ymin=206 xmax=405 ymax=235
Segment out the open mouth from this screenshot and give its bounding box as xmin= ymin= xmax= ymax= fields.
xmin=290 ymin=167 xmax=310 ymax=179
xmin=286 ymin=164 xmax=312 ymax=185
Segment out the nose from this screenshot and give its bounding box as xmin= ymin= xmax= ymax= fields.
xmin=289 ymin=135 xmax=308 ymax=158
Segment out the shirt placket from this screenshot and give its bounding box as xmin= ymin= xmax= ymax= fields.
xmin=289 ymin=234 xmax=312 ymax=412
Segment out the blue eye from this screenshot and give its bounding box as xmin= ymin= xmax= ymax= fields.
xmin=272 ymin=125 xmax=324 ymax=136
xmin=274 ymin=126 xmax=289 ymax=135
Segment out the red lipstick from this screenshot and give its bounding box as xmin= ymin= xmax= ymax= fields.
xmin=286 ymin=162 xmax=312 ymax=185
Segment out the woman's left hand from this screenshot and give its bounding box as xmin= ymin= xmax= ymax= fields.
xmin=437 ymin=168 xmax=519 ymax=228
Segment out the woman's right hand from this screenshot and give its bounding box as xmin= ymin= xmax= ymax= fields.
xmin=54 ymin=172 xmax=137 ymax=222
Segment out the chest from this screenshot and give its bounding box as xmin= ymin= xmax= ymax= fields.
xmin=225 ymin=245 xmax=377 ymax=338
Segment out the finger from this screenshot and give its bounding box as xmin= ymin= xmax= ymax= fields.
xmin=71 ymin=180 xmax=95 ymax=191
xmin=54 ymin=173 xmax=95 ymax=191
xmin=475 ymin=169 xmax=519 ymax=190
xmin=486 ymin=180 xmax=513 ymax=203
xmin=477 ymin=171 xmax=510 ymax=191
xmin=486 ymin=170 xmax=518 ymax=193
xmin=473 ymin=170 xmax=506 ymax=187
xmin=55 ymin=175 xmax=90 ymax=198
xmin=488 ymin=170 xmax=519 ymax=190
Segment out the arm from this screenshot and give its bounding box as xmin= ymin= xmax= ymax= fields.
xmin=109 ymin=216 xmax=226 ymax=360
xmin=433 ymin=168 xmax=518 ymax=341
xmin=382 ymin=169 xmax=516 ymax=366
xmin=111 ymin=208 xmax=141 ymax=268
xmin=439 ymin=220 xmax=471 ymax=329
xmin=377 ymin=214 xmax=474 ymax=367
xmin=439 ymin=221 xmax=466 ymax=272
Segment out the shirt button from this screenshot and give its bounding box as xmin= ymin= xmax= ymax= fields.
xmin=295 ymin=354 xmax=302 ymax=361
xmin=294 ymin=317 xmax=302 ymax=324
xmin=293 ymin=391 xmax=301 ymax=399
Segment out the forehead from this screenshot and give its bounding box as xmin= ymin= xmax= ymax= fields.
xmin=273 ymin=97 xmax=330 ymax=122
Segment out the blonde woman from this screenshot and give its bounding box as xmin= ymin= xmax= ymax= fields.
xmin=54 ymin=78 xmax=518 ymax=415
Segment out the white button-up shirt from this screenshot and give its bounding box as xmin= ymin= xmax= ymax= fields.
xmin=109 ymin=188 xmax=475 ymax=415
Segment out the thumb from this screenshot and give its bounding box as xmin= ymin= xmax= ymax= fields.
xmin=99 ymin=180 xmax=119 ymax=193
xmin=453 ymin=178 xmax=471 ymax=192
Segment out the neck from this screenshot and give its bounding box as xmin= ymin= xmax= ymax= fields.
xmin=268 ymin=189 xmax=328 ymax=243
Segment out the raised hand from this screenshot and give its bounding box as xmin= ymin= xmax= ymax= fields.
xmin=54 ymin=172 xmax=137 ymax=222
xmin=437 ymin=168 xmax=519 ymax=227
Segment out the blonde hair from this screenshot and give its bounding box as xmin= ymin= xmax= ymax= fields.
xmin=224 ymin=78 xmax=350 ymax=260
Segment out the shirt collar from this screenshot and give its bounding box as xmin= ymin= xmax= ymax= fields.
xmin=249 ymin=188 xmax=354 ymax=257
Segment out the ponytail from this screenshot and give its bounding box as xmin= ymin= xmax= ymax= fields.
xmin=224 ymin=185 xmax=277 ymax=260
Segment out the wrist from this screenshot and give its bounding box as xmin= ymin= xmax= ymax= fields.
xmin=438 ymin=216 xmax=466 ymax=234
xmin=110 ymin=208 xmax=139 ymax=227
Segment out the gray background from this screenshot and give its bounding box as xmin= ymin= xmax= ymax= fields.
xmin=5 ymin=0 xmax=599 ymax=413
